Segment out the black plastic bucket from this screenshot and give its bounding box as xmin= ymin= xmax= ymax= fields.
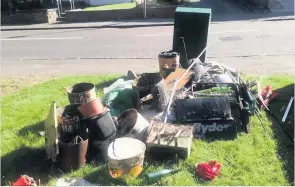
xmin=89 ymin=133 xmax=117 ymax=162
xmin=83 ymin=111 xmax=117 ymax=141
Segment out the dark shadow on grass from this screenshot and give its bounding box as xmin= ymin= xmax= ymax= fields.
xmin=17 ymin=121 xmax=45 ymax=137
xmin=0 ymin=147 xmax=62 ymax=186
xmin=266 ymin=84 xmax=294 ymax=185
xmin=83 ymin=165 xmax=128 ymax=186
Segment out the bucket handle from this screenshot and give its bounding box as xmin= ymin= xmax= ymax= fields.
xmin=72 ymin=135 xmax=83 ymax=144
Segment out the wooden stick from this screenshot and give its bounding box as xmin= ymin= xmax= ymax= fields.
xmin=174 ymin=130 xmax=182 ymax=148
xmin=157 ymin=126 xmax=166 ymax=144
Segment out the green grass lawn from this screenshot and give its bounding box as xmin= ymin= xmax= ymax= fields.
xmin=83 ymin=2 xmax=136 ymax=11
xmin=1 ymin=75 xmax=294 ymax=186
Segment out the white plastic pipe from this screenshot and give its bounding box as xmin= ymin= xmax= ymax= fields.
xmin=282 ymin=97 xmax=294 ymax=123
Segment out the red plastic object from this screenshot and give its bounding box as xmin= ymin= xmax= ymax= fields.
xmin=195 ymin=160 xmax=222 ymax=181
xmin=12 ymin=175 xmax=36 ymax=186
xmin=259 ymin=85 xmax=279 ymax=107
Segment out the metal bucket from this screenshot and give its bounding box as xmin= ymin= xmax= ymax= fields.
xmin=58 ymin=136 xmax=88 ymax=172
xmin=117 ymin=109 xmax=150 ymax=141
xmin=67 ymin=82 xmax=96 ymax=105
xmin=107 ymin=137 xmax=146 ymax=178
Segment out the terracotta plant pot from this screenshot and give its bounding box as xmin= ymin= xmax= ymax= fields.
xmin=78 ymin=98 xmax=105 ymax=119
xmin=67 ymin=82 xmax=96 ymax=105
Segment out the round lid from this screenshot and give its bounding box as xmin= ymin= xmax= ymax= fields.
xmin=158 ymin=51 xmax=179 ymax=58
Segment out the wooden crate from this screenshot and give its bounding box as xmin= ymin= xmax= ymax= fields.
xmin=146 ymin=122 xmax=193 ymax=159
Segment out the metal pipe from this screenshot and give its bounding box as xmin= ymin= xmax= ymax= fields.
xmin=143 ymin=0 xmax=147 ymax=18
xmin=56 ymin=0 xmax=61 ymax=17
xmin=282 ymin=97 xmax=294 ymax=123
xmin=60 ymin=0 xmax=63 ymax=15
xmin=70 ymin=0 xmax=73 ymax=10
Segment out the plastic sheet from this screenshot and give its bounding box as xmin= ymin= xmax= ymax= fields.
xmin=102 ymin=79 xmax=138 ymax=117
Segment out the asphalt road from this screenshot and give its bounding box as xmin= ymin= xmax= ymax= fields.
xmin=1 ymin=20 xmax=293 ymax=60
xmin=1 ymin=19 xmax=294 ymax=75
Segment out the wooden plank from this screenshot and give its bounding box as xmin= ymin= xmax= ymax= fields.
xmin=164 ymin=67 xmax=193 ymax=91
xmin=44 ymin=102 xmax=59 ymax=162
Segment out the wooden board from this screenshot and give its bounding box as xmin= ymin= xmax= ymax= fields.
xmin=164 ymin=67 xmax=193 ymax=91
xmin=146 ymin=122 xmax=193 ymax=158
xmin=44 ymin=102 xmax=59 ymax=162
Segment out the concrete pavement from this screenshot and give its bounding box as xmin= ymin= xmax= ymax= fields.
xmin=1 ymin=12 xmax=293 ymax=31
xmin=1 ymin=55 xmax=294 ymax=76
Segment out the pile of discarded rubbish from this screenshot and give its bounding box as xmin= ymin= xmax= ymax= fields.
xmin=11 ymin=7 xmax=294 ymax=186
xmin=39 ymin=49 xmax=269 ymax=185
xmin=12 ymin=48 xmax=293 ymax=186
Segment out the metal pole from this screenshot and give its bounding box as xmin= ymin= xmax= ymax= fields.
xmin=56 ymin=0 xmax=61 ymax=17
xmin=143 ymin=0 xmax=147 ymax=18
xmin=70 ymin=0 xmax=73 ymax=10
xmin=60 ymin=0 xmax=63 ymax=15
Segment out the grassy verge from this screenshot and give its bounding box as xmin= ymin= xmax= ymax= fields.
xmin=0 ymin=75 xmax=58 ymax=96
xmin=1 ymin=75 xmax=294 ymax=186
xmin=83 ymin=2 xmax=136 ymax=11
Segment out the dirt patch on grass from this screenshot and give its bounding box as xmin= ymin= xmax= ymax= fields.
xmin=1 ymin=75 xmax=59 ymax=96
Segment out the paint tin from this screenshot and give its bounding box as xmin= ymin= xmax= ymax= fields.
xmin=107 ymin=137 xmax=146 ymax=178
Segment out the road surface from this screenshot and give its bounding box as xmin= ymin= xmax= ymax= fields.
xmin=1 ymin=19 xmax=294 ymax=76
